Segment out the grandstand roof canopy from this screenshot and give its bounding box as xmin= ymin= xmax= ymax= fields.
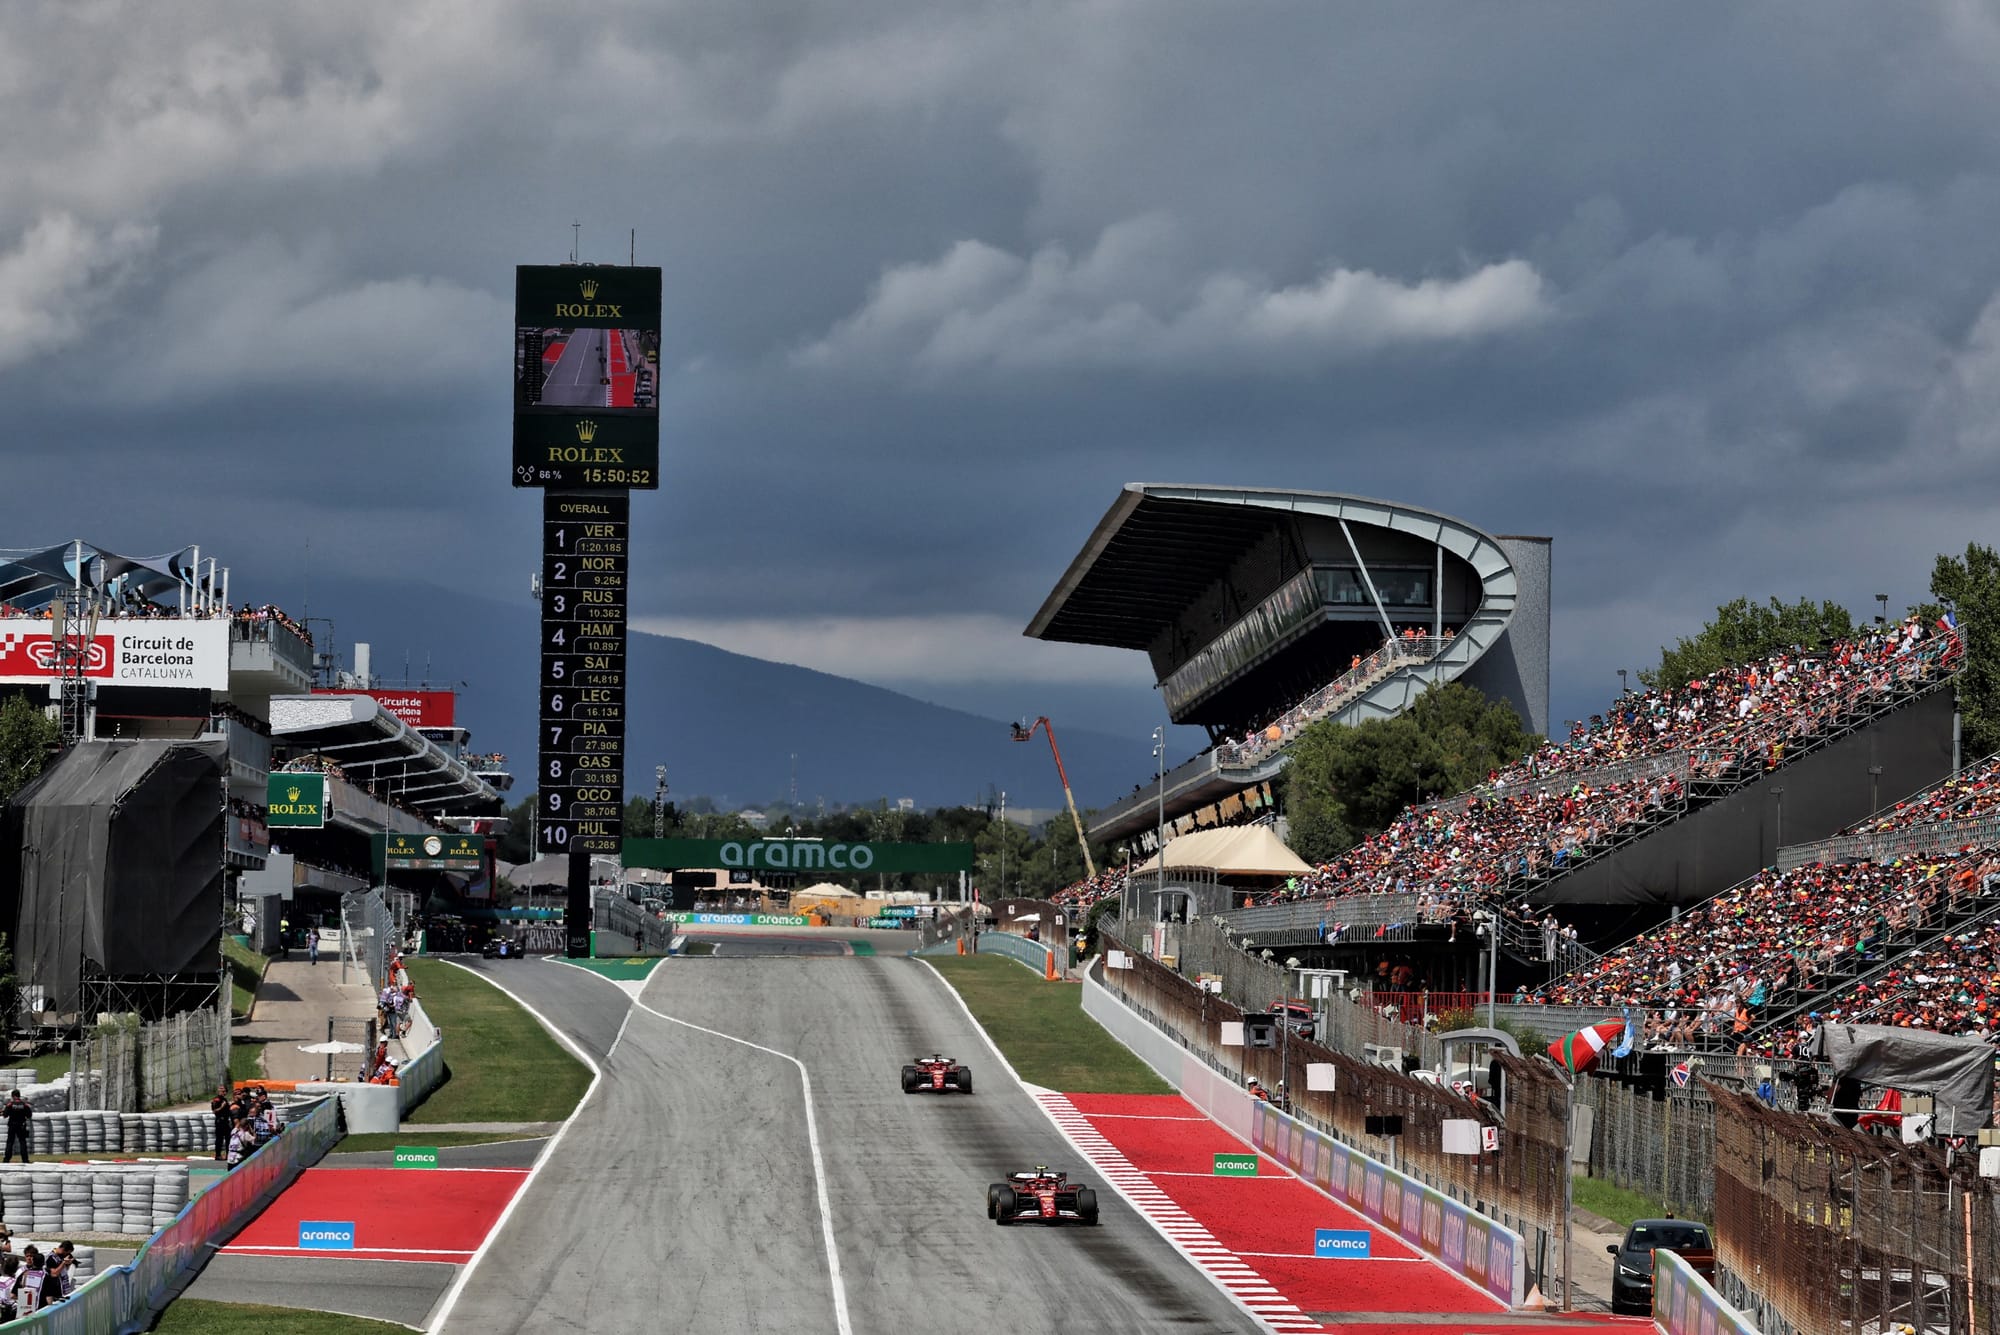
xmin=1025 ymin=484 xmax=1510 ymax=652
xmin=0 ymin=540 xmax=197 ymax=612
xmin=269 ymin=694 xmax=502 ymax=816
xmin=1026 ymin=487 xmax=1284 ymax=649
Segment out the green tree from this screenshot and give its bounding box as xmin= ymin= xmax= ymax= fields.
xmin=1281 ymin=681 xmax=1535 ymax=864
xmin=1932 ymin=543 xmax=2000 ymax=755
xmin=1640 ymin=596 xmax=1855 ymax=690
xmin=0 ymin=695 xmax=57 ymax=804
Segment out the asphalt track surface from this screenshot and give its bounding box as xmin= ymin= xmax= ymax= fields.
xmin=540 ymin=327 xmax=606 ymax=407
xmin=437 ymin=939 xmax=1259 ymax=1334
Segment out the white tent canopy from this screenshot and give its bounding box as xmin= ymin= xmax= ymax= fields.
xmin=796 ymin=882 xmax=862 ymax=898
xmin=1132 ymin=825 xmax=1313 ymax=877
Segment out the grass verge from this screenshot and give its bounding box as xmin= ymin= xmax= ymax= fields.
xmin=1572 ymin=1173 xmax=1671 ymax=1229
xmin=400 ymin=959 xmax=590 ymax=1124
xmin=229 ymin=1038 xmax=267 ymax=1086
xmin=151 ymin=1300 xmax=413 ymax=1334
xmin=926 ymin=956 xmax=1169 ymax=1094
xmin=220 ymin=937 xmax=267 ymax=1020
xmin=25 ymin=1050 xmax=69 ymax=1083
xmin=330 ymin=1130 xmax=543 ymax=1154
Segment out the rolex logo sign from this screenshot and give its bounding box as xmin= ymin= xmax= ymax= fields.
xmin=575 ymin=419 xmax=598 ymax=443
xmin=266 ymin=773 xmax=329 ymax=829
xmin=579 ymin=279 xmax=599 ymax=300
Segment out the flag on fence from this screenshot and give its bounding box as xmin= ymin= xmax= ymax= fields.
xmin=1671 ymin=1060 xmax=1692 ymax=1089
xmin=1940 ymin=611 xmax=1959 ymax=633
xmin=1612 ymin=1007 xmax=1636 ymax=1059
xmin=1548 ymin=1019 xmax=1627 ymax=1073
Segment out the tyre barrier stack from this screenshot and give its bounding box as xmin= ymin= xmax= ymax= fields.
xmin=26 ymin=1108 xmax=284 ymax=1159
xmin=0 ymin=1166 xmax=190 ymax=1237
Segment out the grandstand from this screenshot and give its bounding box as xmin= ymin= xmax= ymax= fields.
xmin=1026 ymin=485 xmax=1551 ymax=849
xmin=0 ymin=539 xmax=509 ymax=1019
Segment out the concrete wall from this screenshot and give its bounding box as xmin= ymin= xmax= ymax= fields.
xmin=1541 ymin=686 xmax=1957 ymax=908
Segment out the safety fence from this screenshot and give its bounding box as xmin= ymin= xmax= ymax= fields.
xmin=1778 ymin=810 xmax=2000 ymax=873
xmin=3 ymin=1094 xmax=338 ymax=1335
xmin=68 ymin=1007 xmax=230 ymax=1113
xmin=1711 ymin=1084 xmax=2000 ymax=1335
xmin=594 ymin=890 xmax=678 ymax=955
xmin=1096 ymin=934 xmax=1581 ymax=1300
xmin=1249 ymin=1097 xmax=1526 ymax=1306
xmin=339 ymin=888 xmax=398 ymax=992
xmin=971 ymin=931 xmax=1059 ymax=976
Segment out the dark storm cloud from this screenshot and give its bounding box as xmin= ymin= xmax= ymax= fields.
xmin=4 ymin=0 xmax=2000 ymax=730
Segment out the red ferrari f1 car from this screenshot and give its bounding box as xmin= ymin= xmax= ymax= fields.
xmin=987 ymin=1168 xmax=1100 ymax=1226
xmin=901 ymin=1054 xmax=973 ymax=1094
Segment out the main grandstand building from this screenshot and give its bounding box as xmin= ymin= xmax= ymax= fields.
xmin=1027 ymin=485 xmax=1550 ymax=848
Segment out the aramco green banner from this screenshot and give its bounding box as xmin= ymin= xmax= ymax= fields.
xmin=266 ymin=773 xmax=327 ymax=829
xmin=623 ymin=838 xmax=974 ymax=874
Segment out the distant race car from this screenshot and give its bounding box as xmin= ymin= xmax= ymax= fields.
xmin=987 ymin=1168 xmax=1099 ymax=1226
xmin=901 ymin=1054 xmax=972 ymax=1094
xmin=480 ymin=938 xmax=517 ymax=959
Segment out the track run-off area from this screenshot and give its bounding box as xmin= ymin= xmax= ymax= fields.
xmin=224 ymin=928 xmax=1655 ymax=1333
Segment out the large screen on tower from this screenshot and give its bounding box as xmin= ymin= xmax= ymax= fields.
xmin=512 ymin=265 xmax=661 ymax=490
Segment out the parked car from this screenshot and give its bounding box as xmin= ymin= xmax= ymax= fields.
xmin=1275 ymin=1000 xmax=1316 ymax=1040
xmin=1607 ymin=1218 xmax=1715 ymax=1314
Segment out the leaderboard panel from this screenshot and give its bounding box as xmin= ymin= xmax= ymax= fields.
xmin=539 ymin=492 xmax=628 ymax=855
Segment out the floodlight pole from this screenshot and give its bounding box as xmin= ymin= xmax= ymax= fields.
xmin=1011 ymin=717 xmax=1096 ymax=878
xmin=1153 ymin=727 xmax=1167 ymax=923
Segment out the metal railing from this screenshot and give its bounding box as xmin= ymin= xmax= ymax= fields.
xmin=2 ymin=1095 xmax=338 ymax=1335
xmin=1778 ymin=810 xmax=2000 ymax=872
xmin=1213 ymin=634 xmax=1449 ymax=770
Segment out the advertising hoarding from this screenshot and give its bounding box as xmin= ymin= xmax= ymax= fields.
xmin=0 ymin=618 xmax=230 ymax=690
xmin=378 ymin=832 xmax=486 ymax=871
xmin=312 ymin=688 xmax=456 ymax=729
xmin=624 ymin=838 xmax=977 ymax=873
xmin=266 ymin=773 xmax=328 ymax=829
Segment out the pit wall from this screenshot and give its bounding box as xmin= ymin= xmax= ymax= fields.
xmin=1082 ymin=962 xmax=1524 ymax=1306
xmin=1653 ymin=1249 xmax=1757 ymax=1334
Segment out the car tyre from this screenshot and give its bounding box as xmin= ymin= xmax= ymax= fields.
xmin=987 ymin=1183 xmax=1002 ymax=1218
xmin=1074 ymin=1186 xmax=1099 ymax=1225
xmin=901 ymin=1066 xmax=919 ymax=1093
xmin=993 ymin=1184 xmax=1017 ymax=1225
xmin=954 ymin=1069 xmax=973 ymax=1094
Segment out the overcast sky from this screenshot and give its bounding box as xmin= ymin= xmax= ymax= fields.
xmin=7 ymin=2 xmax=2000 ymax=748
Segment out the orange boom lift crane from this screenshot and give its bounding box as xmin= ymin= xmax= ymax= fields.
xmin=1009 ymin=717 xmax=1097 ymax=880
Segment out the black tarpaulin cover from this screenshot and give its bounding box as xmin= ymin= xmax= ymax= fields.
xmin=1818 ymin=1022 xmax=1994 ymax=1133
xmin=3 ymin=739 xmax=224 ymax=1011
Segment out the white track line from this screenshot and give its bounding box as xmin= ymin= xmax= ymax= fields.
xmin=916 ymin=959 xmax=1311 ymax=1335
xmin=553 ymin=959 xmax=854 ymax=1335
xmin=1036 ymin=1090 xmax=1324 ymax=1333
xmin=422 ymin=959 xmax=631 ymax=1333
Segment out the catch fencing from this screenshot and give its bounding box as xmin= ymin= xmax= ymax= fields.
xmin=592 ymin=890 xmax=676 ymax=955
xmin=1711 ymin=1085 xmax=2000 ymax=1335
xmin=3 ymin=1094 xmax=338 ymax=1335
xmin=68 ymin=1007 xmax=230 ymax=1113
xmin=340 ymin=888 xmax=398 ymax=991
xmin=1099 ymin=933 xmax=1580 ymax=1301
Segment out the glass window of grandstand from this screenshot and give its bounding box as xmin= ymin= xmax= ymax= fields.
xmin=1317 ymin=567 xmax=1432 ymax=608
